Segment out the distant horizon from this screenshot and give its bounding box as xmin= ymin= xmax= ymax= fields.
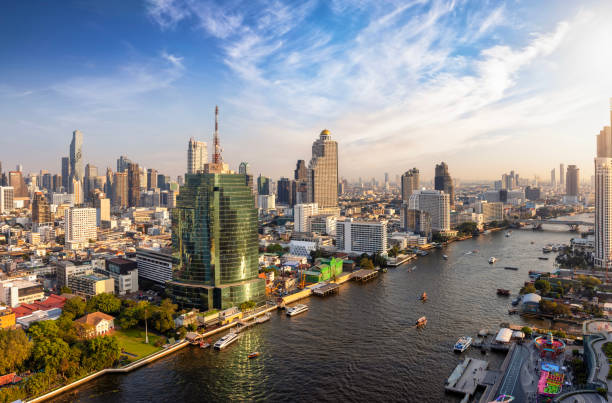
xmin=2 ymin=1 xmax=611 ymax=181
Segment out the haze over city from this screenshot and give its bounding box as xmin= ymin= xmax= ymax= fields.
xmin=2 ymin=0 xmax=612 ymax=180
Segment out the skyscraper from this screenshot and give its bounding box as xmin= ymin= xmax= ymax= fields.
xmin=295 ymin=160 xmax=307 ymax=181
xmin=116 ymin=156 xmax=131 ymax=173
xmin=187 ymin=138 xmax=207 ymax=174
xmin=308 ymin=130 xmax=338 ymax=212
xmin=32 ymin=192 xmax=51 ymax=229
xmin=61 ymin=157 xmax=70 ymax=190
xmin=277 ymin=177 xmax=294 ymax=206
xmin=408 ymin=190 xmax=450 ymax=232
xmin=257 ymin=175 xmax=270 ymax=195
xmin=8 ymin=171 xmax=27 ymax=198
xmin=168 ymin=109 xmax=265 ymax=310
xmin=434 ymin=162 xmax=454 ymax=206
xmin=550 ymin=168 xmax=556 ymax=187
xmin=127 ymin=163 xmax=140 ymax=207
xmin=565 ymin=165 xmax=579 ymax=196
xmin=0 ymin=187 xmax=14 ymax=214
xmin=69 ymin=130 xmax=83 ymax=182
xmin=559 ymin=164 xmax=565 ymax=186
xmin=112 ymin=172 xmax=128 ymax=208
xmin=595 ymin=103 xmax=612 ymax=269
xmin=147 ymin=168 xmax=158 ymax=190
xmin=401 ymin=168 xmax=419 ymax=202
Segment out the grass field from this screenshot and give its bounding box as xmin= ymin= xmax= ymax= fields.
xmin=114 ymin=328 xmax=163 ymax=361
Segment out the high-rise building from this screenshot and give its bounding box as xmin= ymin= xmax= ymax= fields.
xmin=187 ymin=138 xmax=207 ymax=174
xmin=525 ymin=186 xmax=541 ymax=201
xmin=295 ymin=160 xmax=307 ymax=181
xmin=69 ymin=130 xmax=84 ymax=182
xmin=257 ymin=175 xmax=270 ymax=195
xmin=595 ymin=106 xmax=612 ymax=268
xmin=550 ymin=168 xmax=556 ymax=187
xmin=401 ymin=168 xmax=419 ymax=202
xmin=147 ymin=168 xmax=158 ymax=190
xmin=116 ymin=156 xmax=131 ymax=173
xmin=127 ymin=163 xmax=140 ymax=207
xmin=84 ymin=163 xmax=98 ymax=202
xmin=168 ymin=108 xmax=265 ymax=311
xmin=94 ymin=197 xmax=110 ymax=226
xmin=560 ymin=164 xmax=565 ymax=186
xmin=8 ymin=171 xmax=27 ymax=198
xmin=400 ymin=206 xmax=431 ymax=239
xmin=434 ymin=162 xmax=454 ymax=207
xmin=277 ymin=177 xmax=294 ymax=206
xmin=408 ymin=190 xmax=450 ymax=232
xmin=32 ymin=192 xmax=52 ymax=229
xmin=335 ymin=218 xmax=387 ymax=255
xmin=61 ymin=157 xmax=70 ymax=190
xmin=294 ymin=203 xmax=318 ymax=233
xmin=565 ymin=165 xmax=579 ymax=196
xmin=64 ymin=207 xmax=96 ymax=249
xmin=112 ymin=172 xmax=128 ymax=208
xmin=308 ymin=130 xmax=338 ymax=212
xmin=0 ymin=187 xmax=14 ymax=214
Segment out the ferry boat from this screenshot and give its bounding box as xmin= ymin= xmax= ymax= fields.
xmin=286 ymin=304 xmax=309 ymax=316
xmin=453 ymin=336 xmax=473 ymax=352
xmin=442 ymin=254 xmax=448 ymax=260
xmin=415 ymin=316 xmax=427 ymax=327
xmin=213 ymin=332 xmax=239 ymax=350
xmin=497 ymin=289 xmax=511 ymax=296
xmin=256 ymin=313 xmax=271 ymax=324
xmin=488 ymin=257 xmax=497 ymax=264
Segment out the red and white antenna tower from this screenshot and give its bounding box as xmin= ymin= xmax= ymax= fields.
xmin=213 ymin=105 xmax=222 ymax=164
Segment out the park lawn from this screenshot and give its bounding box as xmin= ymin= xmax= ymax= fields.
xmin=114 ymin=328 xmax=163 ymax=361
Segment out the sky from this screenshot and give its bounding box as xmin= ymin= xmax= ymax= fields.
xmin=1 ymin=0 xmax=612 ymax=182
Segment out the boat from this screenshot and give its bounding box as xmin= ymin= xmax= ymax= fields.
xmin=538 ymin=257 xmax=549 ymax=261
xmin=478 ymin=328 xmax=489 ymax=337
xmin=511 ymin=296 xmax=521 ymax=306
xmin=497 ymin=289 xmax=510 ymax=296
xmin=415 ymin=316 xmax=427 ymax=327
xmin=286 ymin=304 xmax=309 ymax=316
xmin=454 ymin=336 xmax=473 ymax=353
xmin=505 ymin=231 xmax=511 ymax=237
xmin=199 ymin=340 xmax=211 ymax=348
xmin=530 ymin=241 xmax=535 ymax=244
xmin=213 ymin=332 xmax=239 ymax=350
xmin=542 ymin=246 xmax=553 ymax=253
xmin=256 ymin=313 xmax=271 ymax=324
xmin=420 ymin=292 xmax=427 ymax=302
xmin=472 ymin=250 xmax=479 ymax=254
xmin=247 ymin=352 xmax=260 ymax=359
xmin=442 ymin=254 xmax=448 ymax=260
xmin=504 ymin=266 xmax=518 ymax=271
xmin=489 ymin=257 xmax=497 ymax=264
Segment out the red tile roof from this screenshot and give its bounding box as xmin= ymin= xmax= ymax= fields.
xmin=12 ymin=294 xmax=67 ymax=317
xmin=75 ymin=312 xmax=114 ymax=327
xmin=0 ymin=373 xmax=22 ymax=387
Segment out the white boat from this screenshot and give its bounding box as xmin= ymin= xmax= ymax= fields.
xmin=442 ymin=255 xmax=448 ymax=260
xmin=213 ymin=332 xmax=239 ymax=350
xmin=454 ymin=336 xmax=473 ymax=352
xmin=488 ymin=257 xmax=497 ymax=264
xmin=286 ymin=304 xmax=308 ymax=316
xmin=505 ymin=231 xmax=511 ymax=237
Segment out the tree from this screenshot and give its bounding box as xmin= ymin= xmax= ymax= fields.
xmin=266 ymin=243 xmax=284 ymax=254
xmin=62 ymin=297 xmax=86 ymax=318
xmin=310 ymin=249 xmax=324 ymax=261
xmin=151 ymin=299 xmax=177 ymax=334
xmin=239 ymin=301 xmax=256 ymax=311
xmin=0 ymin=328 xmax=32 ymax=374
xmin=520 ymin=283 xmax=536 ymax=294
xmin=521 ymin=326 xmax=532 ymax=337
xmin=30 ymin=336 xmax=71 ymax=373
xmin=86 ymin=293 xmax=121 ymax=315
xmin=359 ymin=257 xmax=374 ymax=270
xmin=388 ymin=245 xmax=400 ymax=258
xmin=187 ymin=322 xmax=197 ymax=332
xmin=60 ymin=286 xmax=72 ymax=294
xmin=540 ymin=300 xmax=557 ymax=314
xmin=534 ymin=279 xmax=551 ymax=295
xmin=457 ymin=221 xmax=478 ymax=235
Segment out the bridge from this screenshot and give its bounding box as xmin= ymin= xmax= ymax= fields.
xmin=517 ymin=219 xmax=594 ymax=231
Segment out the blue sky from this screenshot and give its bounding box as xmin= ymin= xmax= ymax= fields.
xmin=1 ymin=0 xmax=612 ymax=181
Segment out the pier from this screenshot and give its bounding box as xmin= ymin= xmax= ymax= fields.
xmin=445 ymin=357 xmax=495 ymax=400
xmin=312 ymin=283 xmax=340 ymax=296
xmin=351 ymin=269 xmax=378 ymax=282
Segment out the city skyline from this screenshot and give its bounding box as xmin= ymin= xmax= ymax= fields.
xmin=2 ymin=0 xmax=612 ymax=180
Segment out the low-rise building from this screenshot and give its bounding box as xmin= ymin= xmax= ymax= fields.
xmin=75 ymin=312 xmax=115 ymax=337
xmin=68 ymin=273 xmax=114 ymax=298
xmin=16 ymin=307 xmax=62 ymax=330
xmin=0 ymin=278 xmax=44 ymax=307
xmin=104 ymin=258 xmax=138 ymax=295
xmin=135 ymin=247 xmax=173 ymax=285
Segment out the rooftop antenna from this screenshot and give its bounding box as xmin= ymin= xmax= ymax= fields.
xmin=213 ymin=105 xmax=222 ymax=164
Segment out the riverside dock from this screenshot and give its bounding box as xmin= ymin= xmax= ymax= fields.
xmin=352 ymin=269 xmax=378 ymax=282
xmin=445 ymin=357 xmax=497 ymax=401
xmin=312 ymin=282 xmax=340 ymax=296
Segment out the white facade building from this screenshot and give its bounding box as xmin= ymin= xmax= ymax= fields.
xmin=187 ymin=138 xmax=207 ymax=174
xmin=65 ymin=207 xmax=97 ymax=249
xmin=258 ymin=194 xmax=276 ymax=211
xmin=408 ymin=190 xmax=450 ymax=232
xmin=335 ymin=218 xmax=388 ymax=255
xmin=136 ymin=248 xmax=173 ymax=284
xmin=595 ymin=157 xmax=612 ymax=268
xmin=0 ymin=186 xmax=14 ymax=214
xmin=294 ymin=203 xmax=318 ymax=233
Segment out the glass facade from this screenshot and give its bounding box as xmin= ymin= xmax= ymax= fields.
xmin=169 ymin=172 xmax=265 ymax=310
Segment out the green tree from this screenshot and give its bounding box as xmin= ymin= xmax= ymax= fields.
xmin=187 ymin=322 xmax=197 ymax=332
xmin=62 ymin=297 xmax=86 ymax=318
xmin=534 ymin=279 xmax=551 ymax=295
xmin=59 ymin=286 xmax=72 ymax=294
xmin=266 ymin=243 xmax=284 ymax=254
xmin=30 ymin=337 xmax=70 ymax=373
xmin=520 ymin=283 xmax=537 ymax=294
xmin=0 ymin=328 xmax=32 ymax=373
xmin=86 ymin=293 xmax=121 ymax=315
xmin=521 ymin=326 xmax=532 ymax=337
xmin=388 ymin=245 xmax=400 ymax=258
xmin=80 ymin=336 xmax=120 ymax=371
xmin=540 ymin=300 xmax=557 ymax=314
xmin=151 ymin=299 xmax=177 ymax=334
xmin=359 ymin=257 xmax=374 ymax=270
xmin=457 ymin=221 xmax=478 ymax=235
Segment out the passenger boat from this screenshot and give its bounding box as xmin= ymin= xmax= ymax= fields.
xmin=442 ymin=254 xmax=448 ymax=260
xmin=542 ymin=246 xmax=553 ymax=253
xmin=256 ymin=313 xmax=271 ymax=324
xmin=213 ymin=332 xmax=239 ymax=350
xmin=453 ymin=336 xmax=473 ymax=352
xmin=247 ymin=352 xmax=260 ymax=359
xmin=420 ymin=292 xmax=427 ymax=302
xmin=497 ymin=289 xmax=511 ymax=296
xmin=415 ymin=316 xmax=427 ymax=327
xmin=504 ymin=266 xmax=518 ymax=271
xmin=538 ymin=257 xmax=549 ymax=260
xmin=511 ymin=297 xmax=521 ymax=306
xmin=488 ymin=257 xmax=497 ymax=264
xmin=286 ymin=304 xmax=309 ymax=316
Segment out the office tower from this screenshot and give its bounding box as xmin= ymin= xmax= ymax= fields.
xmin=384 ymin=172 xmax=389 ymax=184
xmin=400 ymin=206 xmax=432 ymax=239
xmin=127 ymin=163 xmax=140 ymax=207
xmin=257 ymin=175 xmax=270 ymax=195
xmin=84 ymin=164 xmax=98 ymax=202
xmin=112 ymin=172 xmax=128 ymax=208
xmin=187 ymin=138 xmax=207 ymax=174
xmin=338 ymin=181 xmax=345 ymax=196
xmin=8 ymin=171 xmax=28 ymax=198
xmin=434 ymin=162 xmax=454 ymax=207
xmin=238 ymin=162 xmax=249 ymax=175
xmin=238 ymin=162 xmax=255 ymax=196
xmin=595 ymin=115 xmax=612 ymax=268
xmin=0 ymin=187 xmax=14 ymax=214
xmin=16 ymin=164 xmax=22 ymax=172
xmin=157 ymin=174 xmax=167 ymax=191
xmin=295 ymin=160 xmax=307 ymax=180
xmin=294 ymin=203 xmax=318 ymax=233
xmin=308 ymin=130 xmax=338 ymax=211
xmin=64 ymin=207 xmax=96 ymax=249
xmin=550 ymin=168 xmax=556 ymax=187
xmin=560 ymin=164 xmax=565 ymax=186
xmin=525 ymin=186 xmax=541 ymax=201
xmin=69 ymin=130 xmax=84 ymax=182
xmin=71 ymin=177 xmax=83 ymax=205
xmin=61 ymin=157 xmax=70 ymax=190
xmin=168 ymin=110 xmax=265 ymax=310
xmin=277 ymin=177 xmax=294 ymax=206
xmin=335 ymin=218 xmax=388 ymax=255
xmin=401 ymin=168 xmax=419 ymax=202
xmin=116 ymin=156 xmax=131 ymax=173
xmin=52 ymin=174 xmax=62 ymax=192
xmin=408 ymin=190 xmax=450 ymax=232
xmin=565 ymin=165 xmax=579 ymax=196
xmin=147 ymin=168 xmax=158 ymax=190
xmin=94 ymin=197 xmax=110 ymax=226
xmin=32 ymin=192 xmax=52 ymax=229
xmin=105 ymin=168 xmax=113 ymax=197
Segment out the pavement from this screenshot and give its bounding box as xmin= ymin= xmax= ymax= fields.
xmin=497 ymin=344 xmax=529 ymax=402
xmin=590 ymin=332 xmax=612 ymax=400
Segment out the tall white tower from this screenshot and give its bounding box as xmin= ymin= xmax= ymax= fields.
xmin=594 ymin=102 xmax=612 ymax=270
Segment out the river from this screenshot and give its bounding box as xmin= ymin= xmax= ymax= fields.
xmin=51 ymin=216 xmax=591 ymax=402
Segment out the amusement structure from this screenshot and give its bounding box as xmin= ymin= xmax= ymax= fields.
xmin=534 ymin=332 xmax=566 ymax=358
